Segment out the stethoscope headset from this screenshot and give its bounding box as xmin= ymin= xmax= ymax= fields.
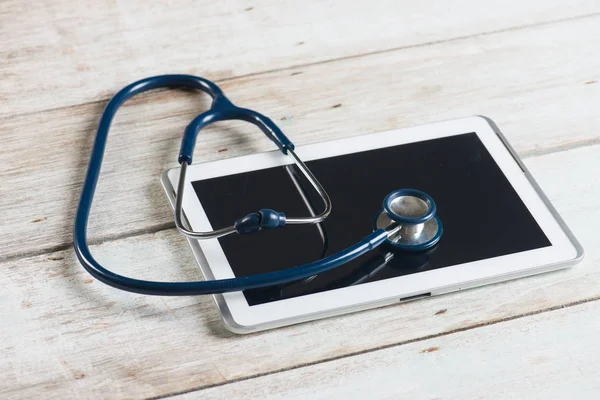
xmin=74 ymin=75 xmax=443 ymax=296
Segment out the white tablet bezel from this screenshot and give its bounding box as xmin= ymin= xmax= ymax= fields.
xmin=162 ymin=116 xmax=583 ymax=333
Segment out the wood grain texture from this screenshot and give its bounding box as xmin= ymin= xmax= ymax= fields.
xmin=189 ymin=301 xmax=600 ymax=400
xmin=2 ymin=0 xmax=599 ymax=117
xmin=2 ymin=15 xmax=600 ymax=259
xmin=1 ymin=144 xmax=597 ymax=399
xmin=3 ymin=2 xmax=600 ymax=398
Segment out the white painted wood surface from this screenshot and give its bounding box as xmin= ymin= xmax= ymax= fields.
xmin=1 ymin=1 xmax=600 ymax=399
xmin=3 ymin=13 xmax=600 ymax=260
xmin=189 ymin=301 xmax=600 ymax=400
xmin=2 ymin=0 xmax=599 ymax=116
xmin=1 ymin=145 xmax=598 ymax=399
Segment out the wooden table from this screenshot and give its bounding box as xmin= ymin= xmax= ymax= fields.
xmin=2 ymin=1 xmax=599 ymax=398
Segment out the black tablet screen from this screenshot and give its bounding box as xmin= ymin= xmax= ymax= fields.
xmin=192 ymin=133 xmax=550 ymax=305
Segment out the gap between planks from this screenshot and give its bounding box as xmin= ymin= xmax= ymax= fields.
xmin=146 ymin=295 xmax=600 ymax=400
xmin=4 ymin=12 xmax=600 ymax=260
xmin=2 ymin=138 xmax=597 ymax=265
xmin=4 ymin=10 xmax=599 ymax=122
xmin=2 ymin=4 xmax=598 ymax=399
xmin=170 ymin=300 xmax=600 ymax=399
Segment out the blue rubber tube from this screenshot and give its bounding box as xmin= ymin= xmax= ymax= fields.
xmin=73 ymin=75 xmax=387 ymax=295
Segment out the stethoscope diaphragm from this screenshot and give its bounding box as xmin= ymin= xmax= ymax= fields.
xmin=373 ymin=189 xmax=443 ymax=251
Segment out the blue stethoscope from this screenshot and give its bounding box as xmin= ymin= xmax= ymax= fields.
xmin=74 ymin=75 xmax=443 ymax=296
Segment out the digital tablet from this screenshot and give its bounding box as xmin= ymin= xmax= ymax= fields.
xmin=161 ymin=116 xmax=583 ymax=334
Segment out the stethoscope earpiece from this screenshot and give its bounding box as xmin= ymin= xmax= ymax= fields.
xmin=373 ymin=189 xmax=443 ymax=251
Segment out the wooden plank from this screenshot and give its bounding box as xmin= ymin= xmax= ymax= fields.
xmin=1 ymin=144 xmax=597 ymax=399
xmin=2 ymin=15 xmax=600 ymax=259
xmin=190 ymin=301 xmax=600 ymax=400
xmin=2 ymin=0 xmax=599 ymax=117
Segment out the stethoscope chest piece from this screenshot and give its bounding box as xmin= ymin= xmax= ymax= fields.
xmin=373 ymin=189 xmax=443 ymax=251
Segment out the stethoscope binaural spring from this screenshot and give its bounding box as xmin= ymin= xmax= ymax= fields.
xmin=73 ymin=74 xmax=443 ymax=296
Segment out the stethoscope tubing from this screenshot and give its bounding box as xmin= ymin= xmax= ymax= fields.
xmin=73 ymin=74 xmax=391 ymax=296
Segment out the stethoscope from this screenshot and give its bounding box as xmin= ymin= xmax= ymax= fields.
xmin=74 ymin=74 xmax=443 ymax=296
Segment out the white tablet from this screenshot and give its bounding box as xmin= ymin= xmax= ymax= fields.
xmin=161 ymin=116 xmax=583 ymax=334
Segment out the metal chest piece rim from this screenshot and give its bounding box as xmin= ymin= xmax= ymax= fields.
xmin=373 ymin=189 xmax=443 ymax=251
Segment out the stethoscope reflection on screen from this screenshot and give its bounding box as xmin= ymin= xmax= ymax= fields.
xmin=73 ymin=74 xmax=443 ymax=296
xmin=275 ymin=250 xmax=438 ymax=300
